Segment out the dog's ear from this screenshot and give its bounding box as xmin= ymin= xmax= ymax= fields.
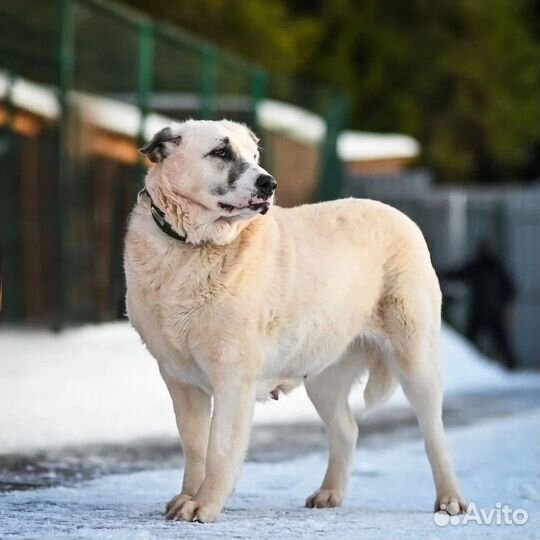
xmin=243 ymin=124 xmax=259 ymax=144
xmin=221 ymin=120 xmax=260 ymax=145
xmin=139 ymin=127 xmax=182 ymax=163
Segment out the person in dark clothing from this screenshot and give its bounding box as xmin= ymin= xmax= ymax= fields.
xmin=442 ymin=241 xmax=517 ymax=370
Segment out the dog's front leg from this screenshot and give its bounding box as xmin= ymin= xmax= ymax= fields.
xmin=176 ymin=362 xmax=256 ymax=523
xmin=161 ymin=371 xmax=212 ymax=520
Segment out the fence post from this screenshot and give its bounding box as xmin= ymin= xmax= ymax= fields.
xmin=0 ymin=72 xmax=23 ymax=320
xmin=137 ymin=20 xmax=154 ymax=148
xmin=316 ymin=95 xmax=349 ymax=201
xmin=250 ymin=67 xmax=267 ymax=132
xmin=55 ymin=0 xmax=75 ymax=327
xmin=135 ymin=17 xmax=154 ymax=203
xmin=201 ymin=45 xmax=215 ymax=119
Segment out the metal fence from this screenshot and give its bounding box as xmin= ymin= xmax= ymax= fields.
xmin=345 ymin=172 xmax=540 ymax=368
xmin=0 ymin=0 xmax=348 ymax=325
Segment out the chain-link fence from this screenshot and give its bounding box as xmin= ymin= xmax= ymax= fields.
xmin=0 ymin=0 xmax=348 ymax=325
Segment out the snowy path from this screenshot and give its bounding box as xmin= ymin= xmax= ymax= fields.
xmin=1 ymin=410 xmax=539 ymax=540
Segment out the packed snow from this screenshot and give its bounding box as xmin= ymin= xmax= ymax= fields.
xmin=1 ymin=410 xmax=538 ymax=539
xmin=0 ymin=322 xmax=536 ymax=454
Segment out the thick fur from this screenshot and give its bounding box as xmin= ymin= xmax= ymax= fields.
xmin=124 ymin=120 xmax=466 ymax=523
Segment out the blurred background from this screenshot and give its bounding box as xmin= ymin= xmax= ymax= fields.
xmin=1 ymin=0 xmax=539 ymax=368
xmin=1 ymin=3 xmax=540 ymax=535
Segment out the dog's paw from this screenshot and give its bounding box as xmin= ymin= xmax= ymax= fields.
xmin=166 ymin=498 xmax=220 ymax=523
xmin=305 ymin=489 xmax=344 ymax=508
xmin=435 ymin=494 xmax=468 ymax=515
xmin=165 ymin=493 xmax=192 ymax=519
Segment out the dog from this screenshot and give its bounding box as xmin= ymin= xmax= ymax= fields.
xmin=124 ymin=119 xmax=466 ymax=523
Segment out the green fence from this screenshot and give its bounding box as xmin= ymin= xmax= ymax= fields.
xmin=0 ymin=0 xmax=348 ymax=325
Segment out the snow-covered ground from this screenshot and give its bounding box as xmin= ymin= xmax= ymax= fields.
xmin=0 ymin=322 xmax=537 ymax=453
xmin=1 ymin=409 xmax=538 ymax=539
xmin=1 ymin=323 xmax=539 ymax=538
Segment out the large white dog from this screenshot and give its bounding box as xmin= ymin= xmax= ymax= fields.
xmin=124 ymin=119 xmax=466 ymax=523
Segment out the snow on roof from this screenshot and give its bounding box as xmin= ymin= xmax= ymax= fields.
xmin=255 ymin=99 xmax=421 ymax=161
xmin=256 ymin=100 xmax=421 ymax=161
xmin=256 ymin=99 xmax=326 ymax=145
xmin=0 ymin=72 xmax=59 ymax=119
xmin=1 ymin=71 xmax=420 ymax=161
xmin=0 ymin=71 xmax=172 ymax=140
xmin=338 ymin=130 xmax=420 ymax=162
xmin=75 ymin=93 xmax=172 ymax=140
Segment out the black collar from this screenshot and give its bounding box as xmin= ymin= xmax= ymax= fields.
xmin=138 ymin=188 xmax=187 ymax=242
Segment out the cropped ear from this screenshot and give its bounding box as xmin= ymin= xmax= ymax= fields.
xmin=139 ymin=127 xmax=182 ymax=163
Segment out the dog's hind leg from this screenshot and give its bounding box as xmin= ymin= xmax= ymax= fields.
xmin=304 ymin=351 xmax=361 ymax=508
xmin=382 ymin=293 xmax=467 ymax=515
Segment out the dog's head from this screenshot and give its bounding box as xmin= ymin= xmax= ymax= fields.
xmin=140 ymin=120 xmax=276 ymax=226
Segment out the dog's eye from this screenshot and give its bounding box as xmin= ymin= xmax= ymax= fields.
xmin=210 ymin=147 xmax=232 ymax=160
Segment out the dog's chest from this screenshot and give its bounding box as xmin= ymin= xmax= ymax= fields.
xmin=127 ymin=283 xmax=210 ymax=387
xmin=125 ymin=245 xmax=217 ymax=392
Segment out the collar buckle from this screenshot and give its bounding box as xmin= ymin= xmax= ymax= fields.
xmin=151 ymin=206 xmax=165 ymax=227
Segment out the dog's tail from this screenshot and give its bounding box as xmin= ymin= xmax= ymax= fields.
xmin=363 ymin=356 xmax=397 ymax=412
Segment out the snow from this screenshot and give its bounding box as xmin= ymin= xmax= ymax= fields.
xmin=0 ymin=70 xmax=174 ymax=140
xmin=2 ymin=71 xmax=421 ymax=162
xmin=0 ymin=322 xmax=536 ymax=454
xmin=255 ymin=101 xmax=422 ymax=161
xmin=256 ymin=99 xmax=326 ymax=145
xmin=338 ymin=130 xmax=420 ymax=162
xmin=0 ymin=74 xmax=326 ymax=147
xmin=0 ymin=323 xmax=174 ymax=453
xmin=1 ymin=410 xmax=538 ymax=539
xmin=75 ymin=93 xmax=173 ymax=141
xmin=0 ymin=72 xmax=59 ymax=120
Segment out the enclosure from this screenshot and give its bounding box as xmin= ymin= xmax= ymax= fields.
xmin=0 ymin=0 xmax=347 ymax=325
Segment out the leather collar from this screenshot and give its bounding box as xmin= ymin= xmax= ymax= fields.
xmin=138 ymin=188 xmax=187 ymax=242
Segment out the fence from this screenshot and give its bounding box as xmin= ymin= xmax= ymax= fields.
xmin=0 ymin=0 xmax=348 ymax=325
xmin=345 ymin=171 xmax=540 ymax=368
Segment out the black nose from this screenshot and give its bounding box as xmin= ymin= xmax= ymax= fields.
xmin=255 ymin=174 xmax=277 ymax=198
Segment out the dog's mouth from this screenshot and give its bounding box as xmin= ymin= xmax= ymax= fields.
xmin=218 ymin=201 xmax=271 ymax=215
